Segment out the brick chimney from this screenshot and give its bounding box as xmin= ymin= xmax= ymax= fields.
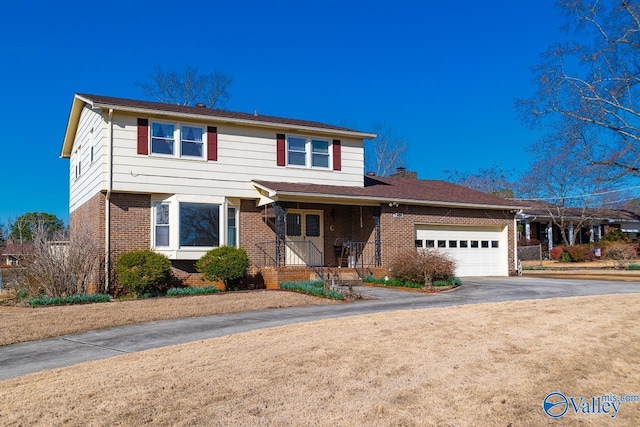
xmin=390 ymin=166 xmax=417 ymax=179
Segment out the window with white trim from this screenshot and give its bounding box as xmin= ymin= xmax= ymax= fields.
xmin=287 ymin=136 xmax=331 ymax=168
xmin=151 ymin=121 xmax=205 ymax=159
xmin=179 ymin=203 xmax=220 ymax=247
xmin=311 ymin=139 xmax=329 ymax=167
xmin=287 ymin=137 xmax=307 ymax=166
xmin=155 ymin=203 xmax=170 ymax=247
xmin=227 ymin=207 xmax=237 ymax=246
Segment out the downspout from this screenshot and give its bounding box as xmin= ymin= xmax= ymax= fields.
xmin=105 ymin=108 xmax=114 ymax=292
xmin=514 ymin=209 xmax=522 ymax=275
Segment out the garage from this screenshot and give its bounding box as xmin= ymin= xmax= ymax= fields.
xmin=415 ymin=225 xmax=508 ymax=277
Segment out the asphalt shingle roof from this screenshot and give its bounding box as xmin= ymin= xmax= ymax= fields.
xmin=76 ymin=93 xmax=369 ymax=135
xmin=254 ymin=176 xmax=528 ymax=209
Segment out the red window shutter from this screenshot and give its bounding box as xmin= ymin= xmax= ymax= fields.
xmin=333 ymin=139 xmax=341 ymax=171
xmin=137 ymin=118 xmax=149 ymax=155
xmin=277 ymin=133 xmax=286 ymax=166
xmin=207 ymin=126 xmax=218 ymax=161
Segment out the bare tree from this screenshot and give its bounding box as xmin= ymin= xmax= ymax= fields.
xmin=19 ymin=222 xmax=100 ymax=297
xmin=444 ymin=164 xmax=515 ymax=198
xmin=364 ymin=122 xmax=408 ymax=177
xmin=519 ymin=1 xmax=640 ymax=178
xmin=0 ymin=221 xmax=7 ymax=251
xmin=137 ymin=65 xmax=233 ymax=109
xmin=517 ymin=126 xmax=614 ymax=246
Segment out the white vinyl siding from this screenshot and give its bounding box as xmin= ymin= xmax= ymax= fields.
xmin=69 ymin=106 xmax=106 ymax=213
xmin=109 ymin=114 xmax=364 ymax=198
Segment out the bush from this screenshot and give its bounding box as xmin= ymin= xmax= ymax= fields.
xmin=567 ymin=245 xmax=595 ymax=262
xmin=28 ymin=293 xmax=111 ymax=307
xmin=627 ymin=264 xmax=640 ymax=271
xmin=559 ymin=251 xmax=573 ymax=263
xmin=196 ymin=246 xmax=249 ymax=290
xmin=389 ymin=248 xmax=456 ymax=289
xmin=549 ymin=246 xmax=564 ymax=261
xmin=167 ymin=286 xmax=220 ymax=296
xmin=604 ymin=242 xmax=637 ymax=269
xmin=279 ymin=280 xmax=344 ymax=300
xmin=602 ymin=229 xmax=631 ymax=243
xmin=115 ymin=250 xmax=172 ymax=297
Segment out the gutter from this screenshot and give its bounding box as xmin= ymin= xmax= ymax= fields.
xmin=105 ymin=108 xmax=113 ymax=293
xmin=86 ymin=101 xmax=376 ymax=139
xmin=252 ymin=184 xmax=525 ymax=211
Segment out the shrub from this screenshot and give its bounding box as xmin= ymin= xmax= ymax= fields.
xmin=604 ymin=243 xmax=637 ymax=269
xmin=28 ymin=293 xmax=111 ymax=307
xmin=279 ymin=280 xmax=344 ymax=300
xmin=389 ymin=248 xmax=456 ymax=289
xmin=567 ymin=245 xmax=595 ymax=262
xmin=559 ymin=252 xmax=573 ymax=263
xmin=602 ymin=229 xmax=631 ymax=243
xmin=627 ymin=264 xmax=640 ymax=271
xmin=196 ymin=246 xmax=250 ymax=290
xmin=16 ymin=222 xmax=100 ymax=298
xmin=115 ymin=250 xmax=172 ymax=297
xmin=167 ymin=286 xmax=220 ymax=296
xmin=549 ymin=246 xmax=564 ymax=261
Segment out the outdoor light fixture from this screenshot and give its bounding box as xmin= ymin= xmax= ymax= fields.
xmin=389 ymin=202 xmax=399 ymax=208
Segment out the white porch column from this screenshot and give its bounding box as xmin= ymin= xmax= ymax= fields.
xmin=590 ymin=226 xmax=595 ymax=243
xmin=596 ymin=224 xmax=602 ymax=241
xmin=547 ymin=222 xmax=554 ymax=252
xmin=525 ymin=221 xmax=531 ymax=241
xmin=569 ymin=223 xmax=575 ymax=245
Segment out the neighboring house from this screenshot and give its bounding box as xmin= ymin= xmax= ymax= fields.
xmin=518 ymin=200 xmax=640 ymax=250
xmin=1 ymin=241 xmax=34 ymax=266
xmin=61 ymin=94 xmax=525 ymax=290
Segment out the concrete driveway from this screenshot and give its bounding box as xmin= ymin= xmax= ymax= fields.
xmin=1 ymin=276 xmax=639 ymax=380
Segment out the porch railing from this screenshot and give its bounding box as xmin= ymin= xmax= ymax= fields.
xmin=337 ymin=240 xmax=381 ymax=278
xmin=255 ymin=240 xmax=325 ymax=279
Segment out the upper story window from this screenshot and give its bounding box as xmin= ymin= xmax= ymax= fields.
xmin=311 ymin=139 xmax=329 ymax=168
xmin=151 ymin=121 xmax=205 ymax=159
xmin=287 ymin=136 xmax=331 ymax=168
xmin=287 ymin=137 xmax=307 ymax=166
xmin=181 ymin=126 xmax=204 ymax=157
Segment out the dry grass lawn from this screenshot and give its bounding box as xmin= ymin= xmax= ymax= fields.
xmin=1 ymin=293 xmax=639 ymax=426
xmin=0 ymin=290 xmax=337 ymax=346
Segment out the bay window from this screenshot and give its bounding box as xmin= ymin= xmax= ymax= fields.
xmin=179 ymin=203 xmax=220 ymax=247
xmin=155 ymin=203 xmax=170 ymax=247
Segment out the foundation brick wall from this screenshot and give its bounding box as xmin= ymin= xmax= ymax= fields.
xmin=109 ymin=193 xmax=151 ymax=256
xmin=240 ymin=200 xmax=278 ymax=267
xmin=69 ymin=192 xmax=106 ymax=292
xmin=380 ymin=204 xmax=517 ymax=275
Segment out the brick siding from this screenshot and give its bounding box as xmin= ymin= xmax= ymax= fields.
xmin=379 ymin=204 xmax=517 ymax=275
xmin=69 ymin=192 xmax=106 ymax=292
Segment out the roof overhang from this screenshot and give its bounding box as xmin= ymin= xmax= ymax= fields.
xmin=252 ymin=182 xmax=525 ymax=211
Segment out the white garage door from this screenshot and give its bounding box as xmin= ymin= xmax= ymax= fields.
xmin=415 ymin=225 xmax=508 ymax=277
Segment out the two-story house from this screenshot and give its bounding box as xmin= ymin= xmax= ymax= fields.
xmin=61 ymin=94 xmax=524 ymax=291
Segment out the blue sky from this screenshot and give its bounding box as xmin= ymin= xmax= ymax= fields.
xmin=0 ymin=0 xmax=563 ymax=225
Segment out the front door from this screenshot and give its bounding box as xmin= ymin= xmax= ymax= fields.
xmin=285 ymin=210 xmax=324 ymax=266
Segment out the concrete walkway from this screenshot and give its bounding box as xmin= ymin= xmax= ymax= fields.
xmin=1 ymin=276 xmax=640 ymax=380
